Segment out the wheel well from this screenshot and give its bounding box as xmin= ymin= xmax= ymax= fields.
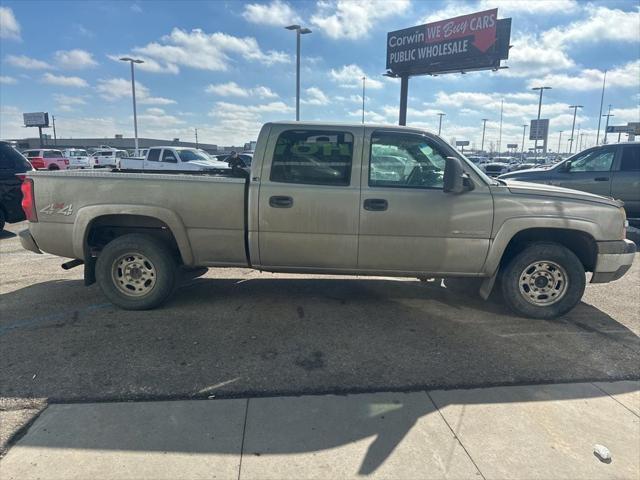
xmin=48 ymin=164 xmax=59 ymax=170
xmin=86 ymin=215 xmax=181 ymax=262
xmin=501 ymin=228 xmax=597 ymax=272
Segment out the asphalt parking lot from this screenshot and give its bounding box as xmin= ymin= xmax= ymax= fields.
xmin=1 ymin=221 xmax=639 ymax=455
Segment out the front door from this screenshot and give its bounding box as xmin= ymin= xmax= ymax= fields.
xmin=358 ymin=129 xmax=493 ymax=275
xmin=550 ymin=146 xmax=617 ymax=197
xmin=257 ymin=126 xmax=362 ymax=270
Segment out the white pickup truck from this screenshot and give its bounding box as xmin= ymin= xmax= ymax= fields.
xmin=117 ymin=146 xmax=230 ymax=173
xmin=18 ymin=122 xmax=635 ymax=318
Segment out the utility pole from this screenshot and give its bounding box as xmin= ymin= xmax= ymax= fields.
xmin=603 ymin=105 xmax=614 ymax=144
xmin=119 ymin=57 xmax=144 ymax=155
xmin=557 ymin=131 xmax=563 ymax=154
xmin=195 ymin=128 xmax=199 ymax=149
xmin=568 ymin=105 xmax=583 ymax=154
xmin=52 ymin=115 xmax=57 ymax=146
xmin=596 ymin=70 xmax=607 ymax=145
xmin=285 ymin=25 xmax=312 ymax=121
xmin=361 ymin=76 xmax=366 ymax=124
xmin=481 ymin=118 xmax=488 ymax=153
xmin=437 ymin=112 xmax=445 ymax=136
xmin=497 ymin=100 xmax=503 ymax=154
xmin=521 ymin=124 xmax=527 ymax=160
xmin=531 ymin=86 xmax=552 ymax=154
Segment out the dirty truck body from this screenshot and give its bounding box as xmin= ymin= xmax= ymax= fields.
xmin=19 ymin=122 xmax=635 ymax=318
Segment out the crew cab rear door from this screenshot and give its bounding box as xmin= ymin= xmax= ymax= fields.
xmin=611 ymin=144 xmax=640 ymax=218
xmin=357 ymin=128 xmax=493 ymax=274
xmin=256 ymin=125 xmax=362 ymax=269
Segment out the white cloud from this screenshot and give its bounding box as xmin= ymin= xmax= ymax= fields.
xmin=132 ymin=28 xmax=289 ymax=72
xmin=96 ymin=77 xmax=175 ymax=105
xmin=0 ymin=6 xmax=20 ymax=40
xmin=479 ymin=0 xmax=579 ymax=15
xmin=0 ymin=75 xmax=17 ymax=84
xmin=131 ymin=3 xmax=143 ymax=13
xmin=53 ymin=93 xmax=87 ymax=106
xmin=502 ymin=35 xmax=575 ymax=77
xmin=311 ymin=0 xmax=410 ymax=40
xmin=348 ymin=109 xmax=387 ymax=123
xmin=107 ymin=54 xmax=180 ymax=74
xmin=54 ymin=49 xmax=98 ymax=69
xmin=528 ymin=60 xmax=640 ymax=91
xmin=242 ymin=0 xmax=301 ymax=26
xmin=42 ymin=73 xmax=89 ymax=88
xmin=138 ymin=108 xmax=186 ymax=127
xmin=5 ymin=54 xmax=52 ymax=70
xmin=330 ymin=64 xmax=383 ymax=89
xmin=610 ymin=107 xmax=640 ymax=125
xmin=205 ymin=81 xmax=278 ymax=98
xmin=302 ymin=86 xmax=329 ymax=105
xmin=543 ymin=5 xmax=640 ymax=47
xmin=434 ymin=91 xmax=572 ymax=121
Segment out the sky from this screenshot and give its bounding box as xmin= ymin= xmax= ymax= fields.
xmin=0 ymin=0 xmax=639 ymax=151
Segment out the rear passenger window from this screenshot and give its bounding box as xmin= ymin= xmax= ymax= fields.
xmin=270 ymin=130 xmax=353 ymax=186
xmin=621 ymin=147 xmax=640 ymax=171
xmin=147 ymin=149 xmax=161 ymax=162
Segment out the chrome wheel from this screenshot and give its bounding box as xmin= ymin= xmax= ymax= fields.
xmin=518 ymin=260 xmax=568 ymax=306
xmin=112 ymin=253 xmax=157 ymax=297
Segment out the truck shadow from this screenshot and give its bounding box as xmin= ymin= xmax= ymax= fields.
xmin=1 ymin=276 xmax=638 ymax=473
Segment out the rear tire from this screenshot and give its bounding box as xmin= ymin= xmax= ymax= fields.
xmin=500 ymin=242 xmax=585 ymax=319
xmin=48 ymin=164 xmax=59 ymax=170
xmin=96 ymin=234 xmax=178 ymax=310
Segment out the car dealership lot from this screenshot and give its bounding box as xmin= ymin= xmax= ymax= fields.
xmin=1 ymin=220 xmax=639 ymax=457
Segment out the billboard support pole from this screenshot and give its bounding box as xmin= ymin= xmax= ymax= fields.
xmin=38 ymin=126 xmax=43 ymax=148
xmin=399 ymin=75 xmax=408 ymax=126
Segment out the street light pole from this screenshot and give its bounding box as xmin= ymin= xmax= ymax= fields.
xmin=596 ymin=70 xmax=607 ymax=145
xmin=557 ymin=131 xmax=563 ymax=154
xmin=437 ymin=112 xmax=445 ymax=136
xmin=603 ymin=104 xmax=614 ymax=144
xmin=195 ymin=128 xmax=199 ymax=149
xmin=481 ymin=118 xmax=488 ymax=153
xmin=531 ymin=86 xmax=552 ymax=154
xmin=568 ymin=105 xmax=583 ymax=154
xmin=120 ymin=57 xmax=144 ymax=155
xmin=285 ymin=25 xmax=311 ymax=122
xmin=497 ymin=99 xmax=503 ymax=154
xmin=521 ymin=124 xmax=527 ymax=160
xmin=361 ymin=76 xmax=366 ymax=124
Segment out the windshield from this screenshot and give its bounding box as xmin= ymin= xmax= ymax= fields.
xmin=68 ymin=150 xmax=88 ymax=157
xmin=177 ymin=149 xmax=210 ymax=162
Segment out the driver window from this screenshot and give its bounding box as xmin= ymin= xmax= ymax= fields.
xmin=370 ymin=132 xmax=446 ymax=189
xmin=569 ymin=149 xmax=615 ymax=172
xmin=162 ymin=149 xmax=178 ymax=163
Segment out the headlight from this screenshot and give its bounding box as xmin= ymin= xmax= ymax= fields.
xmin=620 ymin=207 xmax=627 ymax=239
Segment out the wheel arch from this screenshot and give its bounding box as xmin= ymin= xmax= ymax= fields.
xmin=73 ymin=205 xmax=194 ymax=265
xmin=484 ymin=219 xmax=599 ymax=276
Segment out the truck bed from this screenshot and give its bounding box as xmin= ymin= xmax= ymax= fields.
xmin=28 ymin=170 xmax=249 ymax=267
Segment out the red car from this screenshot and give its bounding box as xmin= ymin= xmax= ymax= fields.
xmin=22 ymin=149 xmax=69 ymax=170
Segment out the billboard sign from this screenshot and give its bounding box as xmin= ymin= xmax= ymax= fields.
xmin=507 ymin=143 xmax=518 ymax=149
xmin=23 ymin=112 xmax=49 ymax=127
xmin=386 ymin=9 xmax=511 ymax=76
xmin=607 ymin=125 xmax=633 ymax=133
xmin=529 ymin=119 xmax=549 ymax=141
xmin=455 ymin=140 xmax=470 ymax=146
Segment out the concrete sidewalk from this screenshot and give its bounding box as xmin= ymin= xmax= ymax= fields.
xmin=1 ymin=382 xmax=638 ymax=480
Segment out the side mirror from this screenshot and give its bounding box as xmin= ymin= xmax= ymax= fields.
xmin=564 ymin=160 xmax=572 ymax=172
xmin=443 ymin=156 xmax=472 ymax=194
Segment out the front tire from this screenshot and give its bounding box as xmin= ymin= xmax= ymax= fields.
xmin=500 ymin=243 xmax=585 ymax=319
xmin=96 ymin=234 xmax=178 ymax=310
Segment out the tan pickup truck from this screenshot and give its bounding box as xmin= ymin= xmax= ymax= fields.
xmin=19 ymin=122 xmax=635 ymax=318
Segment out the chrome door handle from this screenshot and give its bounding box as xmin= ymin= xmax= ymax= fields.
xmin=594 ymin=177 xmax=609 ymax=182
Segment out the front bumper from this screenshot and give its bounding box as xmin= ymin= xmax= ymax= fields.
xmin=19 ymin=229 xmax=42 ymax=254
xmin=591 ymin=239 xmax=636 ymax=283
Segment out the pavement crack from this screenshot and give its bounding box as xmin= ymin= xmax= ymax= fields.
xmin=590 ymin=382 xmax=640 ymax=419
xmin=237 ymin=397 xmax=250 ymax=480
xmin=425 ymin=391 xmax=487 ymax=480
